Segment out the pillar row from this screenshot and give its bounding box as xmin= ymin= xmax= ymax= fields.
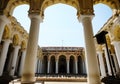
xmin=103 ymin=46 xmax=112 ymax=75
xmin=97 ymin=51 xmax=106 ymax=77
xmin=111 ymin=41 xmax=120 ymax=68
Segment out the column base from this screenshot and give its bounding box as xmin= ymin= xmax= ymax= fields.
xmin=21 ymin=82 xmax=35 ymax=84
xmin=21 ymin=73 xmax=36 ymax=84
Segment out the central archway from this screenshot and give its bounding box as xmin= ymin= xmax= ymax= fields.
xmin=58 ymin=55 xmax=66 ymax=74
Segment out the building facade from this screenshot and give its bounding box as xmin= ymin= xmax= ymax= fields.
xmin=36 ymin=47 xmax=86 ymax=75
xmin=0 ymin=0 xmax=120 ymax=84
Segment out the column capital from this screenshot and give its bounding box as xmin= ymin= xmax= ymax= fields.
xmin=13 ymin=45 xmax=21 ymax=50
xmin=28 ymin=13 xmax=43 ymax=23
xmin=0 ymin=15 xmax=9 ymax=24
xmin=111 ymin=41 xmax=120 ymax=45
xmin=78 ymin=15 xmax=94 ymax=22
xmin=2 ymin=39 xmax=12 ymax=43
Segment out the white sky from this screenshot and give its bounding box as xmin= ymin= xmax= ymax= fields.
xmin=13 ymin=3 xmax=112 ymax=47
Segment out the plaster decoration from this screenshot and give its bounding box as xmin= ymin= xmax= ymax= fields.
xmin=5 ymin=0 xmax=29 ymax=16
xmin=93 ymin=0 xmax=120 ymax=9
xmin=21 ymin=40 xmax=27 ymax=50
xmin=2 ymin=25 xmax=11 ymax=39
xmin=113 ymin=25 xmax=120 ymax=41
xmin=13 ymin=34 xmax=20 ymax=46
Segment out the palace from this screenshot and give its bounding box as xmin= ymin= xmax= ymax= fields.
xmin=0 ymin=0 xmax=120 ymax=84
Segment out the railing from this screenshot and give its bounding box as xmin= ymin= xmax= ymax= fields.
xmin=35 ymin=73 xmax=87 ymax=78
xmin=35 ymin=73 xmax=87 ymax=82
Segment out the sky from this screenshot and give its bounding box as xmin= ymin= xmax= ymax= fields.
xmin=13 ymin=3 xmax=112 ymax=47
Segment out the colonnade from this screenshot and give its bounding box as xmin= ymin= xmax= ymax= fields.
xmin=0 ymin=41 xmax=26 ymax=76
xmin=36 ymin=55 xmax=86 ymax=75
xmin=97 ymin=44 xmax=120 ymax=78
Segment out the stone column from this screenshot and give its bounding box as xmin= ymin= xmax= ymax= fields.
xmin=79 ymin=15 xmax=101 ymax=84
xmin=10 ymin=45 xmax=20 ymax=76
xmin=56 ymin=59 xmax=58 ymax=74
xmin=0 ymin=15 xmax=9 ymax=42
xmin=97 ymin=51 xmax=106 ymax=77
xmin=0 ymin=39 xmax=11 ymax=76
xmin=47 ymin=60 xmax=50 ymax=73
xmin=103 ymin=46 xmax=112 ymax=75
xmin=21 ymin=13 xmax=42 ymax=83
xmin=75 ymin=60 xmax=78 ymax=74
xmin=112 ymin=54 xmax=120 ymax=74
xmin=39 ymin=59 xmax=42 ymax=73
xmin=66 ymin=59 xmax=69 ymax=74
xmin=82 ymin=61 xmax=86 ymax=74
xmin=19 ymin=49 xmax=26 ymax=76
xmin=112 ymin=41 xmax=120 ymax=68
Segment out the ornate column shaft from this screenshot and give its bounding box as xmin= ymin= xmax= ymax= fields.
xmin=0 ymin=39 xmax=11 ymax=76
xmin=10 ymin=45 xmax=20 ymax=76
xmin=21 ymin=13 xmax=42 ymax=83
xmin=112 ymin=41 xmax=120 ymax=68
xmin=0 ymin=15 xmax=9 ymax=42
xmin=19 ymin=49 xmax=26 ymax=76
xmin=79 ymin=15 xmax=101 ymax=84
xmin=97 ymin=51 xmax=106 ymax=77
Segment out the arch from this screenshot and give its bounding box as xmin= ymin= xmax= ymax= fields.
xmin=69 ymin=56 xmax=75 ymax=74
xmin=2 ymin=25 xmax=11 ymax=39
xmin=5 ymin=0 xmax=29 ymax=16
xmin=58 ymin=55 xmax=66 ymax=74
xmin=78 ymin=56 xmax=83 ymax=74
xmin=42 ymin=56 xmax=48 ymax=74
xmin=41 ymin=0 xmax=79 ymax=13
xmin=50 ymin=56 xmax=56 ymax=74
xmin=93 ymin=0 xmax=120 ymax=9
xmin=13 ymin=34 xmax=19 ymax=46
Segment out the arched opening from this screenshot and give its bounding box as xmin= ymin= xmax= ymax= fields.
xmin=69 ymin=56 xmax=75 ymax=74
xmin=42 ymin=56 xmax=48 ymax=74
xmin=13 ymin=4 xmax=30 ymax=33
xmin=58 ymin=55 xmax=66 ymax=74
xmin=93 ymin=3 xmax=112 ymax=35
xmin=78 ymin=56 xmax=83 ymax=74
xmin=50 ymin=56 xmax=55 ymax=74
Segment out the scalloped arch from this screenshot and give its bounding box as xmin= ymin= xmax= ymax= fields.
xmin=93 ymin=0 xmax=120 ymax=9
xmin=41 ymin=0 xmax=80 ymax=12
xmin=5 ymin=0 xmax=29 ymax=16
